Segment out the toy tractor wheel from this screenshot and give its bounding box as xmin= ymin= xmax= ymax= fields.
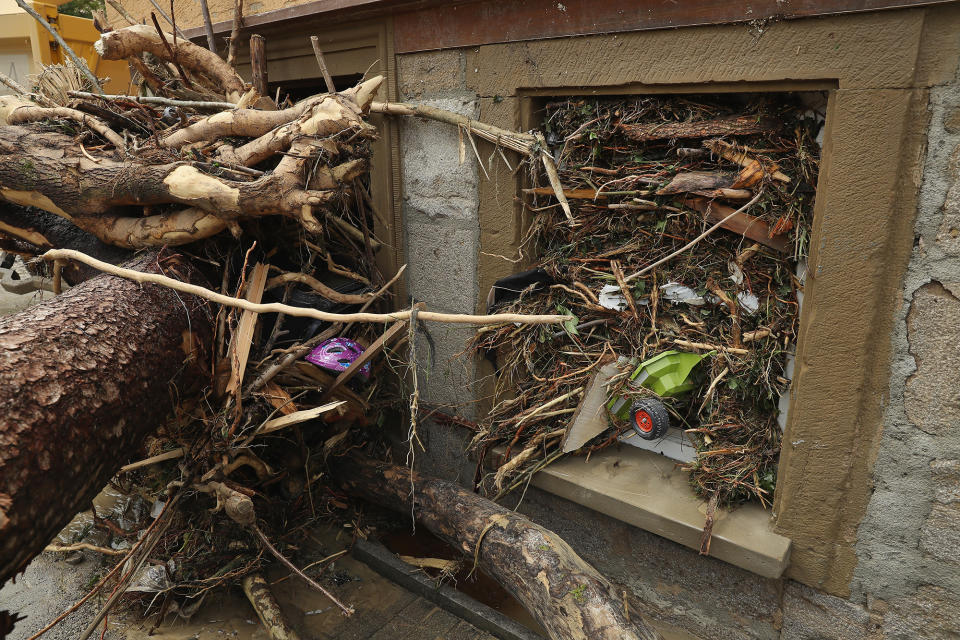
xmin=630 ymin=398 xmax=669 ymax=441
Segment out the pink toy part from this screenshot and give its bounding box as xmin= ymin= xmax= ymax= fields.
xmin=305 ymin=338 xmax=371 ymax=378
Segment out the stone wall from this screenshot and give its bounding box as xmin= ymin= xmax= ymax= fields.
xmin=839 ymin=61 xmax=960 ymax=640
xmin=394 ymin=21 xmax=960 ymax=639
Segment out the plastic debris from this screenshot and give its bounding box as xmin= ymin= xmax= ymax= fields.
xmin=125 ymin=564 xmax=173 ymax=593
xmin=306 ymin=337 xmax=371 ymax=378
xmin=660 ymin=282 xmax=706 ymax=306
xmin=737 ymin=291 xmax=760 ymax=315
xmin=598 ymin=284 xmax=628 ymax=311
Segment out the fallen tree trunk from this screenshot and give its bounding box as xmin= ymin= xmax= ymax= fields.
xmin=0 ymin=253 xmax=211 ymax=585
xmin=331 ymin=456 xmax=663 ymax=640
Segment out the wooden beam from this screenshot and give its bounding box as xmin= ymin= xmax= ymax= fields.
xmin=225 ymin=262 xmax=269 ymax=397
xmin=181 ymin=0 xmax=951 ymax=50
xmin=683 ymin=197 xmax=790 ymax=253
xmin=249 ymin=34 xmax=268 ymax=97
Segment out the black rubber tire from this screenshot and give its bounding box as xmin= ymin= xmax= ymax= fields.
xmin=630 ymin=398 xmax=670 ymax=440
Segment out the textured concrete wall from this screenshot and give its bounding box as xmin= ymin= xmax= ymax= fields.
xmin=396 ymin=50 xmax=483 ymax=484
xmin=837 ymin=60 xmax=960 ymax=640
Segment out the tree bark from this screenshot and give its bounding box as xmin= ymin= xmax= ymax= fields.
xmin=331 ymin=456 xmax=664 ymax=640
xmin=0 ymin=206 xmax=132 ymax=283
xmin=619 ymin=115 xmax=778 ymax=142
xmin=0 ymin=254 xmax=211 ymax=585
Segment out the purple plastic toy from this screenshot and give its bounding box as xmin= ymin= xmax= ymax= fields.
xmin=305 ymin=337 xmax=371 ymax=378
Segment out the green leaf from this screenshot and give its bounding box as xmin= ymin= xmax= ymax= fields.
xmin=556 ymin=304 xmax=579 ymax=335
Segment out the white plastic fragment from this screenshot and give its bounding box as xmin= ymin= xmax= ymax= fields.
xmin=728 ymin=260 xmax=744 ymax=285
xmin=737 ymin=291 xmax=760 ymax=315
xmin=598 ymin=284 xmax=628 ymax=311
xmin=125 ymin=564 xmax=173 ymax=593
xmin=660 ymin=282 xmax=705 ymax=306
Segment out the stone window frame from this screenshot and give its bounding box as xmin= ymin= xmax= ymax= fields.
xmin=471 ymin=6 xmax=954 ymax=594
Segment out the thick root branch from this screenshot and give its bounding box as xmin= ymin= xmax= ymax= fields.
xmin=0 ymin=97 xmax=125 ymax=150
xmin=96 ymin=25 xmax=246 ymax=102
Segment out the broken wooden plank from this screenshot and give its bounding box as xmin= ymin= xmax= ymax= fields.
xmin=260 ymin=380 xmax=298 ymax=416
xmin=561 ymin=360 xmax=619 ymax=453
xmin=119 ymin=447 xmax=185 ymax=473
xmin=225 ymin=262 xmax=269 ymax=397
xmin=397 ymin=555 xmax=461 ymax=572
xmin=691 ymin=188 xmax=753 ymax=200
xmin=620 ymin=115 xmax=778 ymax=142
xmin=294 ymin=361 xmax=369 ymax=407
xmin=258 ymin=401 xmax=346 ymax=435
xmin=683 ymin=197 xmax=790 ymax=253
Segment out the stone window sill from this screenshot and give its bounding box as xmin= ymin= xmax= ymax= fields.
xmin=515 ymin=446 xmax=791 ymax=579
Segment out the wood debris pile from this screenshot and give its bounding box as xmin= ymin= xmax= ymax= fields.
xmin=0 ymin=7 xmax=563 ymax=633
xmin=472 ymin=93 xmax=822 ymax=510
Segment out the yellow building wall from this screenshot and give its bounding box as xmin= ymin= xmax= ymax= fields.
xmin=0 ymin=0 xmax=129 ymax=94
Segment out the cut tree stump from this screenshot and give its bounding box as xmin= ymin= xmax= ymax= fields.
xmin=0 ymin=254 xmax=211 ymax=585
xmin=331 ymin=456 xmax=664 ymax=640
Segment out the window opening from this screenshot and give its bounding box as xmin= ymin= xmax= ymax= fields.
xmin=474 ymin=91 xmax=826 ymax=509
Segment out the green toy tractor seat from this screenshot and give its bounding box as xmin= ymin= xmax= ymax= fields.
xmin=609 ymin=350 xmax=713 ymax=440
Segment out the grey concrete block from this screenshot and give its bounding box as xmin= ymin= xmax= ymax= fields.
xmin=406 ymin=221 xmax=478 ymax=314
xmin=400 ymin=96 xmax=480 ymax=223
xmin=414 ymin=418 xmax=476 ymax=488
xmin=414 ymin=321 xmax=478 ymax=414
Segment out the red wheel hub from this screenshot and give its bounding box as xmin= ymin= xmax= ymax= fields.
xmin=634 ymin=410 xmax=654 ymax=433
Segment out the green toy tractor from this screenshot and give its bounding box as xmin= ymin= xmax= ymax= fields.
xmin=607 ymin=350 xmax=713 ymax=441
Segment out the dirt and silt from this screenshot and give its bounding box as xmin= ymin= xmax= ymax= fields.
xmin=1 ymin=86 xmax=820 ymax=638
